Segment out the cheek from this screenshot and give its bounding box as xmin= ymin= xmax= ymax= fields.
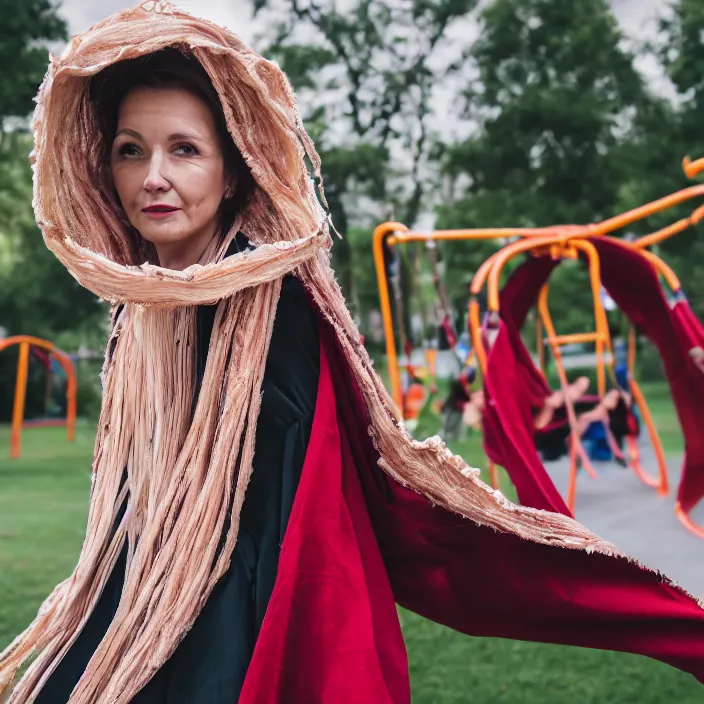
xmin=111 ymin=165 xmax=137 ymax=208
xmin=183 ymin=169 xmax=227 ymax=216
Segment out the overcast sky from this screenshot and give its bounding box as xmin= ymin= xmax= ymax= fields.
xmin=57 ymin=0 xmax=674 ymax=114
xmin=62 ymin=0 xmax=665 ymax=56
xmin=61 ymin=1 xmax=257 ymax=43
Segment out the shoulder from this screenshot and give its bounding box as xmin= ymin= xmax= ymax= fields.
xmin=272 ymin=275 xmax=318 ymax=342
xmin=224 ymin=234 xmax=318 ymax=344
xmin=226 ymin=234 xmax=312 ymax=301
xmin=279 ymin=274 xmax=310 ymax=306
xmin=263 ymin=274 xmax=320 ymax=402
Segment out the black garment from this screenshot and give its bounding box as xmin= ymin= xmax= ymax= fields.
xmin=36 ymin=271 xmax=320 ymax=703
xmin=441 ymin=377 xmax=471 ymax=414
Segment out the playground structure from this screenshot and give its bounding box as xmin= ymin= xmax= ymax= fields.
xmin=379 ymin=233 xmax=462 ymax=425
xmin=373 ymin=156 xmax=704 ymax=538
xmin=0 ymin=335 xmax=77 ymax=459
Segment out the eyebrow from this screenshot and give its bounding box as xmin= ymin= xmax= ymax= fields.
xmin=168 ymin=132 xmax=204 ymax=142
xmin=115 ymin=128 xmax=142 ymax=140
xmin=114 ymin=129 xmax=205 ymax=142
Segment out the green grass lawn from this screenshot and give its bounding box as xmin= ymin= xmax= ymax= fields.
xmin=638 ymin=381 xmax=685 ymax=456
xmin=0 ymin=388 xmax=701 ymax=702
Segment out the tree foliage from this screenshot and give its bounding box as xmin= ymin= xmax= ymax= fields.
xmin=0 ymin=2 xmax=105 ymax=343
xmin=0 ymin=0 xmax=67 ymax=131
xmin=436 ymin=0 xmax=653 ymax=330
xmin=0 ymin=132 xmax=106 ymax=341
xmin=615 ymin=0 xmax=704 ymax=315
xmin=3 ymin=0 xmax=704 ymax=373
xmin=253 ymin=0 xmax=479 ymax=324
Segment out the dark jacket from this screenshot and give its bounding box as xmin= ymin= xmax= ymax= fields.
xmin=37 ymin=238 xmax=321 ymax=703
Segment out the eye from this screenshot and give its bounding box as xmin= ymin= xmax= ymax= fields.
xmin=174 ymin=143 xmax=199 ymax=156
xmin=116 ymin=142 xmax=142 ymax=158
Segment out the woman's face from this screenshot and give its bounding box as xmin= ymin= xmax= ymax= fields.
xmin=110 ymin=86 xmax=230 ymax=270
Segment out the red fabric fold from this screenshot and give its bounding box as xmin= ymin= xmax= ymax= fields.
xmin=482 ymin=240 xmax=704 ymax=516
xmin=589 ymin=238 xmax=704 ymax=513
xmin=500 ymin=255 xmax=558 ymax=331
xmin=670 ymin=300 xmax=704 ymax=510
xmin=242 ymin=322 xmax=704 ymax=702
xmin=480 ymin=256 xmax=570 ymax=514
xmin=482 ymin=316 xmax=571 ymax=514
xmin=491 ymin=256 xmax=556 ymax=407
xmin=240 ymin=328 xmax=410 ymax=704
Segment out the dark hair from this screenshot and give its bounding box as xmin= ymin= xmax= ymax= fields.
xmin=90 ymin=46 xmax=255 ymax=239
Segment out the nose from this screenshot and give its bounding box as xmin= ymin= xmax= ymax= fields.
xmin=143 ymin=149 xmax=171 ymax=193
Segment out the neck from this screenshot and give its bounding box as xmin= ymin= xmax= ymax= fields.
xmin=154 ymin=225 xmax=220 ymax=271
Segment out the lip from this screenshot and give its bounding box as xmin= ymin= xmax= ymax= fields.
xmin=142 ymin=204 xmax=181 ymax=218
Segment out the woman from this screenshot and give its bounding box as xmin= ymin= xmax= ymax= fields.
xmin=2 ymin=4 xmax=704 ymax=702
xmin=32 ymin=47 xmax=320 ymax=703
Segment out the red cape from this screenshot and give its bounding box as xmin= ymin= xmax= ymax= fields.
xmin=240 ymin=320 xmax=704 ymax=703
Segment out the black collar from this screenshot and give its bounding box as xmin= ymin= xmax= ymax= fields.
xmin=226 ymin=231 xmax=251 ymax=258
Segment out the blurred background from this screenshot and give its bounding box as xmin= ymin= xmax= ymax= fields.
xmin=1 ymin=1 xmax=704 ymax=702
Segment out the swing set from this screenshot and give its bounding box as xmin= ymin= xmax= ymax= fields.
xmin=379 ymin=233 xmax=461 ymax=423
xmin=0 ymin=335 xmax=77 ymax=459
xmin=374 ymin=155 xmax=704 ymax=538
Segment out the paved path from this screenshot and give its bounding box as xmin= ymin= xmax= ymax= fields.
xmin=399 ymin=351 xmax=704 ymax=594
xmin=545 ymin=446 xmax=704 ymax=597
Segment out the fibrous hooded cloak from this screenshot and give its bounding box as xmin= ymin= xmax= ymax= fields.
xmin=2 ymin=2 xmax=704 ymax=702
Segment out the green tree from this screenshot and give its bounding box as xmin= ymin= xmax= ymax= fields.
xmin=614 ymin=0 xmax=704 ymax=316
xmin=0 ymin=2 xmax=105 ymax=342
xmin=253 ymin=0 xmax=479 ymax=325
xmin=659 ymin=0 xmax=704 ymax=117
xmin=0 ymin=0 xmax=67 ymax=134
xmin=0 ymin=133 xmax=106 ymax=340
xmin=437 ymin=0 xmax=652 ymax=332
xmin=0 ymin=3 xmax=107 ymax=419
xmin=0 ymin=0 xmax=67 ymax=278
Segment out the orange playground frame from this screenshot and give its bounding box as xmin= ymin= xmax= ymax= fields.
xmin=0 ymin=335 xmax=77 ymax=458
xmin=373 ymin=156 xmax=704 ymax=533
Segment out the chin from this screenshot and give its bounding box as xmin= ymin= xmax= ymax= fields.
xmin=136 ymin=220 xmax=187 ymax=246
xmin=140 ymin=230 xmax=187 ymax=246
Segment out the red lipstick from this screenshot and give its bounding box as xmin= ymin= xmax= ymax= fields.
xmin=142 ymin=204 xmax=180 ymax=218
